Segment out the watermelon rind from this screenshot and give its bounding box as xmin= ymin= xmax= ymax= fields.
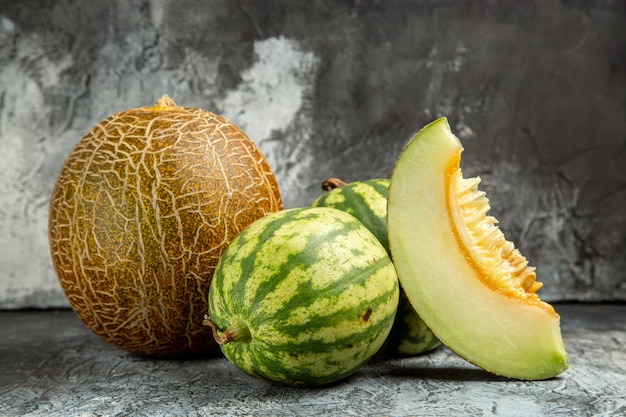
xmin=311 ymin=178 xmax=441 ymax=356
xmin=207 ymin=207 xmax=399 ymax=386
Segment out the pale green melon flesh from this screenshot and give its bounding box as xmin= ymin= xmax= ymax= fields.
xmin=387 ymin=117 xmax=568 ymax=380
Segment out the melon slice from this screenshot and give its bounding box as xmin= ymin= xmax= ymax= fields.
xmin=387 ymin=117 xmax=568 ymax=380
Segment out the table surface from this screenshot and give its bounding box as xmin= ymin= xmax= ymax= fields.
xmin=1 ymin=303 xmax=624 ymax=417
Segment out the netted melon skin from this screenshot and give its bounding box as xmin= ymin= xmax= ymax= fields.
xmin=48 ymin=98 xmax=282 ymax=357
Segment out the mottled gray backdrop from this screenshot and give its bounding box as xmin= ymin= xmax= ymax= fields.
xmin=1 ymin=0 xmax=624 ymax=308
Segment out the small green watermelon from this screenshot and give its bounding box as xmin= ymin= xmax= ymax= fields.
xmin=205 ymin=207 xmax=399 ymax=386
xmin=311 ymin=177 xmax=441 ymax=356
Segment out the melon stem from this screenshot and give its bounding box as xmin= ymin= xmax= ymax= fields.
xmin=153 ymin=94 xmax=177 ymax=110
xmin=321 ymin=177 xmax=347 ymax=191
xmin=203 ymin=315 xmax=251 ymax=345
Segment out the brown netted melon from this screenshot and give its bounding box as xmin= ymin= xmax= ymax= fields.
xmin=48 ymin=95 xmax=282 ymax=357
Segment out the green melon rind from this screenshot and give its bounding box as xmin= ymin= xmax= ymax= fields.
xmin=208 ymin=207 xmax=399 ymax=386
xmin=387 ymin=117 xmax=568 ymax=380
xmin=311 ymin=179 xmax=441 ymax=356
xmin=311 ymin=179 xmax=389 ymax=250
xmin=383 ymin=290 xmax=441 ymax=355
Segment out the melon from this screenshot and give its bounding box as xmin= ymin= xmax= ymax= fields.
xmin=205 ymin=207 xmax=399 ymax=386
xmin=387 ymin=117 xmax=568 ymax=379
xmin=48 ymin=95 xmax=282 ymax=357
xmin=311 ymin=177 xmax=440 ymax=356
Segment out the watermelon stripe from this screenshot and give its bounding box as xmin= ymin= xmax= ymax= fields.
xmin=268 ymin=305 xmax=396 ymax=355
xmin=339 ymin=183 xmax=388 ymax=250
xmin=238 ymin=276 xmax=398 ymax=384
xmin=310 ymin=179 xmax=442 ymax=357
xmin=252 ymin=250 xmax=391 ymax=321
xmin=209 ymin=209 xmax=295 ymax=322
xmin=311 ymin=179 xmax=389 ymax=252
xmin=262 ymin=267 xmax=397 ymax=339
xmin=264 ymin=287 xmax=398 ymax=348
xmin=229 ymin=302 xmax=397 ymax=386
xmin=366 ymin=178 xmax=389 ymax=196
xmin=210 ymin=207 xmax=372 ymax=327
xmin=248 ymin=348 xmax=359 ymax=386
xmin=247 ymin=314 xmax=394 ymax=384
xmin=380 ymin=289 xmax=441 ymax=355
xmin=208 ymin=206 xmax=399 ymax=386
xmin=242 ymin=213 xmax=381 ymax=317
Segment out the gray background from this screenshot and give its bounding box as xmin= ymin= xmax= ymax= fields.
xmin=0 ymin=0 xmax=624 ymax=308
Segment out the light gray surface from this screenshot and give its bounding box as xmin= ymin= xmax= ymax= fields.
xmin=0 ymin=1 xmax=625 ymax=309
xmin=1 ymin=304 xmax=625 ymax=416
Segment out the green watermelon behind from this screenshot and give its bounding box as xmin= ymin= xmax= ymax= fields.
xmin=311 ymin=178 xmax=441 ymax=356
xmin=206 ymin=207 xmax=399 ymax=386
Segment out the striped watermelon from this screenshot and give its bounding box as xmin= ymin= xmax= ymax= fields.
xmin=311 ymin=178 xmax=441 ymax=356
xmin=384 ymin=290 xmax=441 ymax=356
xmin=205 ymin=207 xmax=399 ymax=386
xmin=312 ymin=178 xmax=389 ymax=250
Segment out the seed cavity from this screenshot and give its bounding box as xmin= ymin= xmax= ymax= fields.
xmin=450 ymin=171 xmax=541 ymax=300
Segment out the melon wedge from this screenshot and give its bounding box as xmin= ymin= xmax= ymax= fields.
xmin=387 ymin=118 xmax=568 ymax=380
